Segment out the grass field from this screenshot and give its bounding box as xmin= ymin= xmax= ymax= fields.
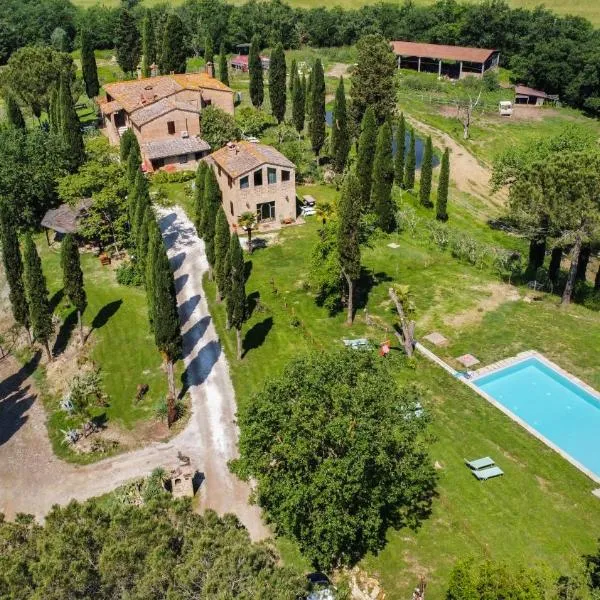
xmin=71 ymin=0 xmax=600 ymax=26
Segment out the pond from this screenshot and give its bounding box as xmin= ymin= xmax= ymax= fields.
xmin=325 ymin=111 xmax=439 ymax=170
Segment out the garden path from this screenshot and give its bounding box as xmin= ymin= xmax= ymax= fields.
xmin=0 ymin=207 xmax=267 ymax=541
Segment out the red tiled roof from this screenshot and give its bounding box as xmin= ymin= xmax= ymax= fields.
xmin=208 ymin=141 xmax=295 ymax=178
xmin=391 ymin=41 xmax=496 ymax=63
xmin=515 ymin=85 xmax=551 ymax=99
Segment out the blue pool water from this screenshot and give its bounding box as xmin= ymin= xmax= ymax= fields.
xmin=474 ymin=357 xmax=600 ymax=478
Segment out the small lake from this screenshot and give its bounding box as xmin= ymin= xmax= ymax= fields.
xmin=325 ymin=111 xmax=439 ymax=170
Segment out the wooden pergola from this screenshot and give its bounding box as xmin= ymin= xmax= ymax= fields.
xmin=40 ymin=199 xmax=93 ymax=244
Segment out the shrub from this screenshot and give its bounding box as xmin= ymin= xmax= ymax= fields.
xmin=150 ymin=170 xmax=195 ymax=184
xmin=116 ymin=261 xmax=143 ymax=287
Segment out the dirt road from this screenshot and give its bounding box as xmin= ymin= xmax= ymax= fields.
xmin=0 ymin=207 xmax=267 ymax=541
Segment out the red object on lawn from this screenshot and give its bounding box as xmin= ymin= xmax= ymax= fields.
xmin=379 ymin=340 xmax=391 ymax=357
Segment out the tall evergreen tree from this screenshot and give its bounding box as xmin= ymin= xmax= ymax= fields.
xmin=292 ymin=72 xmax=305 ymax=133
xmin=129 ymin=169 xmax=148 ymax=239
xmin=309 ymin=59 xmax=325 ymax=157
xmin=126 ymin=145 xmax=141 ymax=192
xmin=141 ymin=11 xmax=155 ymax=78
xmin=58 ymin=72 xmax=85 ymax=172
xmin=160 ymin=14 xmax=187 ymax=74
xmin=269 ymin=43 xmax=287 ymax=123
xmin=305 ymin=68 xmax=313 ymax=116
xmin=23 ymin=234 xmax=53 ymax=360
xmin=331 ymin=77 xmax=350 ymax=173
xmin=218 ymin=43 xmax=229 ymax=86
xmin=371 ymin=122 xmax=395 ymax=232
xmin=152 ymin=235 xmax=182 ymax=411
xmin=436 ymin=148 xmax=450 ymax=222
xmin=394 ymin=113 xmax=406 ymax=187
xmin=248 ymin=35 xmax=263 ymax=108
xmin=120 ymin=128 xmax=139 ymax=164
xmin=289 ymin=59 xmax=297 ymax=95
xmin=201 ymin=166 xmax=222 ymax=277
xmin=227 ymin=234 xmax=246 ymax=360
xmin=419 ymin=136 xmax=433 ymax=207
xmin=355 ymin=106 xmax=377 ymax=211
xmin=404 ymin=128 xmax=416 ymax=190
xmin=193 ymin=161 xmax=208 ymax=236
xmin=80 ymin=28 xmax=100 ymax=99
xmin=137 ymin=206 xmax=151 ymax=282
xmin=204 ymin=35 xmax=214 ymax=66
xmin=214 ymin=206 xmax=231 ymax=302
xmin=4 ymin=93 xmax=25 ymax=129
xmin=0 ymin=201 xmax=30 ymax=338
xmin=145 ymin=217 xmax=162 ymax=332
xmin=49 ymin=87 xmax=60 ymax=133
xmin=61 ymin=234 xmax=86 ymax=345
xmin=337 ymin=172 xmax=362 ymax=325
xmin=115 ymin=8 xmax=140 ymax=76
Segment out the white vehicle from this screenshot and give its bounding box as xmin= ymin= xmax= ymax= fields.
xmin=499 ymin=100 xmax=513 ymax=116
xmin=301 ymin=206 xmax=317 ymax=216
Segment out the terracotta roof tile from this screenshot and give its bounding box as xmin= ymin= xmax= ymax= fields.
xmin=129 ymin=98 xmax=199 ymax=126
xmin=208 ymin=141 xmax=295 ymax=178
xmin=143 ymin=137 xmax=210 ymax=160
xmin=391 ymin=41 xmax=496 ymax=63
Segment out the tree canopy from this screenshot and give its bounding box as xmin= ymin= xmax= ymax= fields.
xmin=115 ymin=8 xmax=140 ymax=75
xmin=200 ymin=105 xmax=241 ymax=151
xmin=248 ymin=35 xmax=263 ymax=108
xmin=269 ymin=43 xmax=287 ymax=123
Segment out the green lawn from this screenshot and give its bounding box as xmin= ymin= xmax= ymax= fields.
xmin=36 ymin=238 xmax=178 ymax=462
xmin=160 ymin=176 xmax=600 ymax=598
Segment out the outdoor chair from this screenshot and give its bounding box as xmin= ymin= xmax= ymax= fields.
xmin=472 ymin=466 xmax=504 ymax=481
xmin=465 ymin=456 xmax=495 ymax=470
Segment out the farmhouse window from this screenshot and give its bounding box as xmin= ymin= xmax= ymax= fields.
xmin=167 ymin=121 xmax=175 ymax=135
xmin=282 ymin=170 xmax=290 ymax=182
xmin=267 ymin=167 xmax=277 ymax=184
xmin=254 ymin=169 xmax=263 ymax=186
xmin=240 ymin=176 xmax=249 ymax=189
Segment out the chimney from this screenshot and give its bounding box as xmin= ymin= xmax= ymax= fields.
xmin=205 ymin=61 xmax=214 ymax=78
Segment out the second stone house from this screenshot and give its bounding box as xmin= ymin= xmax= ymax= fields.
xmin=207 ymin=141 xmax=297 ymax=230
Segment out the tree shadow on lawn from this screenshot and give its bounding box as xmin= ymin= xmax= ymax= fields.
xmin=53 ymin=310 xmax=78 ymax=356
xmin=242 ymin=316 xmax=273 ymax=358
xmin=90 ymin=299 xmax=123 ymax=333
xmin=356 ymin=269 xmax=393 ymax=311
xmin=179 ymin=339 xmax=221 ymax=398
xmin=246 ymin=291 xmax=260 ymax=319
xmin=244 ymin=260 xmax=253 ymax=284
xmin=49 ymin=288 xmax=64 ymax=312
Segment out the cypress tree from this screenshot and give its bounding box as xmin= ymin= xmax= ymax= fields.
xmin=141 ymin=11 xmax=155 ymax=78
xmin=0 ymin=201 xmax=30 ymax=337
xmin=436 ymin=148 xmax=450 ymax=222
xmin=127 ymin=145 xmax=141 ymax=192
xmin=305 ymin=68 xmax=313 ymax=116
xmin=49 ymin=88 xmax=59 ymax=133
xmin=61 ymin=234 xmax=87 ymax=345
xmin=371 ymin=122 xmax=395 ymax=233
xmin=269 ymin=43 xmax=287 ymax=123
xmin=289 ymin=59 xmax=297 ymax=95
xmin=218 ymin=43 xmax=229 ymax=86
xmin=394 ymin=113 xmax=406 ymax=187
xmin=419 ymin=135 xmax=433 ymax=207
xmin=309 ymin=59 xmax=325 ymax=157
xmin=23 ymin=234 xmax=53 ymax=360
xmin=355 ymin=106 xmax=377 ymax=211
xmin=404 ymin=128 xmax=416 ymax=190
xmin=133 ymin=174 xmax=151 ymax=246
xmin=4 ymin=94 xmax=25 ymax=129
xmin=201 ymin=166 xmax=222 ymax=277
xmin=120 ymin=128 xmax=139 ymax=164
xmin=292 ymin=72 xmax=305 ymax=133
xmin=337 ymin=172 xmax=362 ymax=325
xmin=115 ymin=8 xmax=141 ymax=76
xmin=193 ymin=161 xmax=208 ymax=236
xmin=137 ymin=206 xmax=151 ymax=282
xmin=227 ymin=234 xmax=246 ymax=360
xmin=160 ymin=14 xmax=187 ymax=74
xmin=152 ymin=234 xmax=182 ymax=409
xmin=58 ymin=72 xmax=85 ymax=172
xmin=80 ymin=28 xmax=100 ymax=99
xmin=214 ymin=206 xmax=231 ymax=302
xmin=204 ymin=35 xmax=214 ymax=67
xmin=331 ymin=77 xmax=350 ymax=173
xmin=248 ymin=35 xmax=264 ymax=108
xmin=145 ymin=218 xmax=162 ymax=332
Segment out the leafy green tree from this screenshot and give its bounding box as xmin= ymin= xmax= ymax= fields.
xmin=292 ymin=71 xmax=305 ymax=133
xmin=214 ymin=206 xmax=230 ymax=302
xmin=120 ymin=128 xmax=139 ymax=164
xmin=237 ymin=211 xmax=256 ymax=255
xmin=201 ymin=166 xmax=222 ymax=277
xmin=355 ymin=106 xmax=377 ymax=211
xmin=57 ymin=71 xmax=85 ymax=172
xmin=372 ymin=122 xmax=395 ymax=232
xmin=419 ymin=135 xmax=433 ymax=207
xmin=446 ymin=559 xmax=478 ymax=600
xmin=200 ymin=105 xmax=241 ymax=150
xmin=4 ymin=93 xmax=25 ymax=129
xmin=350 ymin=34 xmax=397 ymax=127
xmin=0 ymin=201 xmax=30 ymax=338
xmin=404 ymin=128 xmax=416 ymax=190
xmin=193 ymin=161 xmax=208 ymax=236
xmin=51 ymin=27 xmax=70 ymax=52
xmin=204 ymin=35 xmax=214 ymax=66
xmin=248 ymin=35 xmax=264 ymax=108
xmin=337 ymin=172 xmax=361 ymax=324
xmin=309 ymin=59 xmax=325 ymax=157
xmin=232 ymin=350 xmax=436 ymax=570
xmin=141 ymin=11 xmax=155 ymax=78
xmin=436 ymin=148 xmax=450 ymax=222
xmin=80 ymin=28 xmax=100 ymax=99
xmin=160 ymin=13 xmax=187 ymax=74
xmin=394 ymin=113 xmax=406 ymax=187
xmin=269 ymin=43 xmax=287 ymax=123
xmin=331 ymin=77 xmax=350 ymax=173
xmin=226 ymin=233 xmax=246 ymax=360
xmin=115 ymin=8 xmax=140 ymax=75
xmin=218 ymin=42 xmax=229 ymax=86
xmin=23 ymin=234 xmax=54 ymax=360
xmin=61 ymin=233 xmax=87 ymax=345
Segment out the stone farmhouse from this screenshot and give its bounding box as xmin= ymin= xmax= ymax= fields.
xmin=98 ymin=72 xmax=234 ymax=172
xmin=207 ymin=141 xmax=297 ymax=230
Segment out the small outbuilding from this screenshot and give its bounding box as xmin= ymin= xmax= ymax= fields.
xmin=41 ymin=199 xmax=93 ymax=243
xmin=514 ymin=85 xmax=554 ymax=106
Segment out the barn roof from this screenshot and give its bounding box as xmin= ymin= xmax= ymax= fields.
xmin=390 ymin=41 xmax=497 ymax=63
xmin=515 ymin=85 xmax=551 ymax=99
xmin=41 ymin=199 xmax=94 ymax=234
xmin=208 ymin=141 xmax=295 ymax=179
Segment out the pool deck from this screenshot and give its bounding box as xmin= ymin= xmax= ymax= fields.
xmin=415 ymin=344 xmax=600 ymax=485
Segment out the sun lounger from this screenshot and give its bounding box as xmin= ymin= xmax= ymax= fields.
xmin=472 ymin=466 xmax=504 ymax=481
xmin=465 ymin=457 xmax=495 ymax=471
xmin=343 ymin=338 xmax=369 ymax=349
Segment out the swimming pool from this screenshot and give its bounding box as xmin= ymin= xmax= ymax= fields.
xmin=470 ymin=355 xmax=600 ymax=482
